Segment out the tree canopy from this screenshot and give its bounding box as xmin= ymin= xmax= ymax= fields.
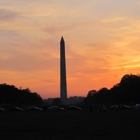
xmin=0 ymin=83 xmax=43 ymax=106
xmin=85 ymin=74 xmax=140 ymax=105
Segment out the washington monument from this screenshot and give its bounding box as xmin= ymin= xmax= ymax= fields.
xmin=60 ymin=36 xmax=67 ymax=105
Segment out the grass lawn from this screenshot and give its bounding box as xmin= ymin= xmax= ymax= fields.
xmin=0 ymin=109 xmax=140 ymax=140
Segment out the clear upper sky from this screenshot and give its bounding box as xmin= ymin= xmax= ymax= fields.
xmin=0 ymin=0 xmax=140 ymax=98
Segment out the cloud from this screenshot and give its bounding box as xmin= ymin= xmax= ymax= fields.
xmin=0 ymin=9 xmax=19 ymax=21
xmin=101 ymin=17 xmax=126 ymax=23
xmin=42 ymin=79 xmax=58 ymax=83
xmin=0 ymin=52 xmax=59 ymax=72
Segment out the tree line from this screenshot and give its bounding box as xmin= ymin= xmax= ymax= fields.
xmin=0 ymin=83 xmax=43 ymax=107
xmin=1 ymin=73 xmax=140 ymax=108
xmin=85 ymin=74 xmax=140 ymax=106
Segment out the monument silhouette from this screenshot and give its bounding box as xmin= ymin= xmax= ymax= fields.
xmin=60 ymin=36 xmax=67 ymax=105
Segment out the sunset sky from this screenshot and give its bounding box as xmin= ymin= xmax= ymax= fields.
xmin=0 ymin=0 xmax=140 ymax=99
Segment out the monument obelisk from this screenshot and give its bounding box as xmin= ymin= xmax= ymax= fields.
xmin=60 ymin=36 xmax=67 ymax=105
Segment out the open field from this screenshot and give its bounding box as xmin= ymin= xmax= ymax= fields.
xmin=0 ymin=109 xmax=140 ymax=140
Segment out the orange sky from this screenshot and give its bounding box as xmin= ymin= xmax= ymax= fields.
xmin=0 ymin=0 xmax=140 ymax=98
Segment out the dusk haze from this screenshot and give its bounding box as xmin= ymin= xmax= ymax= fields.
xmin=0 ymin=1 xmax=140 ymax=99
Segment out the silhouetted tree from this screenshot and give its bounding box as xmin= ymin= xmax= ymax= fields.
xmin=110 ymin=83 xmax=123 ymax=104
xmin=0 ymin=83 xmax=43 ymax=106
xmin=119 ymin=74 xmax=140 ymax=104
xmin=97 ymin=87 xmax=109 ymax=104
xmin=86 ymin=73 xmax=140 ymax=106
xmin=84 ymin=90 xmax=97 ymax=106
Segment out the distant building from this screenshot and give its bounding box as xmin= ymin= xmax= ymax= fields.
xmin=43 ymin=96 xmax=85 ymax=106
xmin=43 ymin=98 xmax=53 ymax=105
xmin=67 ymin=96 xmax=85 ymax=105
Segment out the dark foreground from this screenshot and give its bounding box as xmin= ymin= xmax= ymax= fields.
xmin=0 ymin=109 xmax=140 ymax=140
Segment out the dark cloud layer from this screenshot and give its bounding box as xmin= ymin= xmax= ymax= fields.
xmin=0 ymin=9 xmax=19 ymax=21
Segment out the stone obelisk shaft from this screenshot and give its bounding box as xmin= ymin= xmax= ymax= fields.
xmin=60 ymin=37 xmax=67 ymax=105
